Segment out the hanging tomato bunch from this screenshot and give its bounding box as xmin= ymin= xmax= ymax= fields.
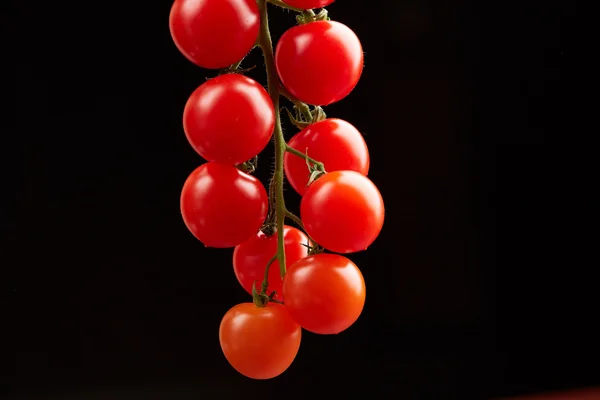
xmin=170 ymin=0 xmax=385 ymax=379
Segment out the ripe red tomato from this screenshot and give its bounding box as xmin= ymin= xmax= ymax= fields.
xmin=180 ymin=162 xmax=268 ymax=248
xmin=282 ymin=0 xmax=335 ymax=9
xmin=275 ymin=21 xmax=363 ymax=106
xmin=284 ymin=118 xmax=370 ymax=195
xmin=184 ymin=74 xmax=275 ymax=165
xmin=233 ymin=226 xmax=309 ymax=300
xmin=219 ymin=302 xmax=302 ymax=379
xmin=301 ymin=171 xmax=384 ymax=253
xmin=283 ymin=254 xmax=365 ymax=334
xmin=169 ymin=0 xmax=259 ymax=69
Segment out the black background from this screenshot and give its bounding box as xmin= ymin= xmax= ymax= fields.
xmin=6 ymin=0 xmax=597 ymax=399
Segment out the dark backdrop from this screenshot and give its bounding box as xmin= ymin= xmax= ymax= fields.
xmin=6 ymin=0 xmax=597 ymax=399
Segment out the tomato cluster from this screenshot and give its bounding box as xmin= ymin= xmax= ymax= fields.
xmin=170 ymin=0 xmax=384 ymax=379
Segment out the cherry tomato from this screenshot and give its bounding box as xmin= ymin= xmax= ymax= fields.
xmin=282 ymin=0 xmax=335 ymax=9
xmin=169 ymin=0 xmax=259 ymax=69
xmin=275 ymin=21 xmax=363 ymax=106
xmin=219 ymin=302 xmax=302 ymax=379
xmin=283 ymin=254 xmax=365 ymax=334
xmin=180 ymin=162 xmax=268 ymax=248
xmin=233 ymin=226 xmax=309 ymax=300
xmin=301 ymin=171 xmax=384 ymax=253
xmin=184 ymin=74 xmax=275 ymax=165
xmin=284 ymin=118 xmax=370 ymax=195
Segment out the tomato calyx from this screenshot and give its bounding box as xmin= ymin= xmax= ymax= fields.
xmin=302 ymin=242 xmax=324 ymax=256
xmin=285 ymin=104 xmax=327 ymax=130
xmin=252 ymin=282 xmax=270 ymax=307
xmin=285 ymin=108 xmax=311 ymax=130
xmin=283 ymin=145 xmax=326 ymax=186
xmin=260 ymin=223 xmax=276 ymax=237
xmin=220 ymin=64 xmax=257 ymax=76
xmin=218 ymin=51 xmax=261 ymax=76
xmin=311 ymin=106 xmax=327 ymax=122
xmin=252 ymin=280 xmax=283 ymax=307
xmin=306 ymin=157 xmax=326 ymax=186
xmin=236 ymin=156 xmax=259 ymax=174
xmin=296 ymin=9 xmax=329 ymax=25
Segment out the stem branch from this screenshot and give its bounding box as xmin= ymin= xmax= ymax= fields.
xmin=285 ymin=145 xmax=325 ymax=170
xmin=284 ymin=208 xmax=314 ymax=243
xmin=285 ymin=209 xmax=323 ymax=255
xmin=258 ymin=0 xmax=287 ymax=279
xmin=280 ymin=86 xmax=313 ymax=122
xmin=260 ymin=254 xmax=278 ymax=295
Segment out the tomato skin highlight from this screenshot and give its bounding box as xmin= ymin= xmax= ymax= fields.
xmin=283 ymin=254 xmax=366 ymax=334
xmin=180 ymin=162 xmax=268 ymax=248
xmin=282 ymin=0 xmax=335 ymax=8
xmin=233 ymin=226 xmax=309 ymax=300
xmin=169 ymin=0 xmax=260 ymax=69
xmin=219 ymin=302 xmax=302 ymax=379
xmin=284 ymin=118 xmax=370 ymax=195
xmin=275 ymin=20 xmax=363 ymax=106
xmin=184 ymin=74 xmax=275 ymax=165
xmin=301 ymin=171 xmax=384 ymax=253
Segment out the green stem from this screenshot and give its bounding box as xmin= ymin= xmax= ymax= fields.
xmin=284 ymin=209 xmax=303 ymax=227
xmin=284 ymin=209 xmax=318 ymax=248
xmin=267 ymin=0 xmax=304 ymax=12
xmin=258 ymin=0 xmax=287 ymax=279
xmin=279 ymin=86 xmax=313 ymax=122
xmin=260 ymin=254 xmax=278 ymax=295
xmin=285 ymin=145 xmax=326 ymax=170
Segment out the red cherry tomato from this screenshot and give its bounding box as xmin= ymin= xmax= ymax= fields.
xmin=184 ymin=74 xmax=275 ymax=165
xmin=275 ymin=21 xmax=363 ymax=105
xmin=283 ymin=254 xmax=365 ymax=334
xmin=169 ymin=0 xmax=259 ymax=69
xmin=301 ymin=171 xmax=384 ymax=253
xmin=284 ymin=118 xmax=370 ymax=195
xmin=233 ymin=226 xmax=309 ymax=300
xmin=282 ymin=0 xmax=335 ymax=9
xmin=180 ymin=162 xmax=268 ymax=248
xmin=220 ymin=302 xmax=301 ymax=379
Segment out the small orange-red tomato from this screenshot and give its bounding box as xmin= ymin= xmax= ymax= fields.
xmin=283 ymin=254 xmax=366 ymax=334
xmin=275 ymin=20 xmax=363 ymax=106
xmin=301 ymin=171 xmax=384 ymax=253
xmin=180 ymin=162 xmax=268 ymax=248
xmin=219 ymin=302 xmax=302 ymax=379
xmin=233 ymin=226 xmax=309 ymax=300
xmin=183 ymin=74 xmax=275 ymax=165
xmin=169 ymin=0 xmax=260 ymax=69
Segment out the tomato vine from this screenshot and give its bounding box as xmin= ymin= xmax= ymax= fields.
xmin=171 ymin=0 xmax=384 ymax=379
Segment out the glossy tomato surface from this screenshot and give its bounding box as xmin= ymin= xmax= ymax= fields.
xmin=283 ymin=254 xmax=365 ymax=334
xmin=233 ymin=226 xmax=309 ymax=300
xmin=169 ymin=0 xmax=259 ymax=69
xmin=282 ymin=0 xmax=335 ymax=8
xmin=219 ymin=302 xmax=301 ymax=379
xmin=275 ymin=21 xmax=363 ymax=105
xmin=180 ymin=162 xmax=268 ymax=248
xmin=184 ymin=74 xmax=275 ymax=165
xmin=301 ymin=171 xmax=384 ymax=253
xmin=284 ymin=118 xmax=369 ymax=195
